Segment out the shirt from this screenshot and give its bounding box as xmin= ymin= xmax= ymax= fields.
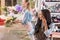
xmin=22 ymin=9 xmax=32 ymax=24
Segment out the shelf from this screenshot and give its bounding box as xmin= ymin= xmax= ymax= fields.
xmin=53 ymin=23 xmax=60 ymax=24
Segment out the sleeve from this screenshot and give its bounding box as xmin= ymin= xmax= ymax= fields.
xmin=44 ymin=29 xmax=53 ymax=37
xmin=44 ymin=23 xmax=56 ymax=37
xmin=22 ymin=11 xmax=28 ymax=24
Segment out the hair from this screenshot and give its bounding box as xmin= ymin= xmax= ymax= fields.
xmin=34 ymin=9 xmax=51 ymax=34
xmin=36 ymin=12 xmax=38 ymax=17
xmin=26 ymin=2 xmax=30 ymax=9
xmin=25 ymin=0 xmax=29 ymax=2
xmin=41 ymin=9 xmax=52 ymax=26
xmin=35 ymin=18 xmax=42 ymax=33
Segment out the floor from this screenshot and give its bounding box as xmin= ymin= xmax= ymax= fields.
xmin=0 ymin=23 xmax=30 ymax=40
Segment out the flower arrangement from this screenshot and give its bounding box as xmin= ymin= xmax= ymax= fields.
xmin=15 ymin=4 xmax=22 ymax=12
xmin=5 ymin=16 xmax=16 ymax=27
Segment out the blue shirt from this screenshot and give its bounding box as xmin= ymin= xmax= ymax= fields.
xmin=22 ymin=10 xmax=32 ymax=24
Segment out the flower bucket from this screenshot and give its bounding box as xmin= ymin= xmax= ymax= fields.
xmin=0 ymin=18 xmax=5 ymax=25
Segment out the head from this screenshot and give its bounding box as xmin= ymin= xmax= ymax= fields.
xmin=38 ymin=9 xmax=51 ymax=26
xmin=22 ymin=0 xmax=29 ymax=8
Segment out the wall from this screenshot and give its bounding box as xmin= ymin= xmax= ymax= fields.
xmin=44 ymin=1 xmax=60 ymax=18
xmin=1 ymin=0 xmax=5 ymax=15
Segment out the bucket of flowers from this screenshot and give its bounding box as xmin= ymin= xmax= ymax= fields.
xmin=0 ymin=18 xmax=5 ymax=25
xmin=5 ymin=16 xmax=16 ymax=27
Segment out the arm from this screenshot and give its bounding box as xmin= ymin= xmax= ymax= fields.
xmin=22 ymin=11 xmax=29 ymax=24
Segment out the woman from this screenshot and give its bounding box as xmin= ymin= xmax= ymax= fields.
xmin=22 ymin=0 xmax=29 ymax=12
xmin=34 ymin=9 xmax=52 ymax=40
xmin=22 ymin=2 xmax=35 ymax=40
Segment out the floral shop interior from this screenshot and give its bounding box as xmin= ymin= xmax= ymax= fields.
xmin=0 ymin=0 xmax=60 ymax=40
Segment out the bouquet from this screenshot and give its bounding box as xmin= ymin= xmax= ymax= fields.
xmin=5 ymin=16 xmax=16 ymax=27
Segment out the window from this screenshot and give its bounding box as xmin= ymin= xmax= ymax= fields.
xmin=13 ymin=0 xmax=17 ymax=6
xmin=5 ymin=0 xmax=17 ymax=6
xmin=5 ymin=0 xmax=12 ymax=6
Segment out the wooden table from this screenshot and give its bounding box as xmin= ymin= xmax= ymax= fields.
xmin=50 ymin=32 xmax=60 ymax=40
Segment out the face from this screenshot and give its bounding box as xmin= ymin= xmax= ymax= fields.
xmin=22 ymin=0 xmax=27 ymax=8
xmin=38 ymin=11 xmax=44 ymax=20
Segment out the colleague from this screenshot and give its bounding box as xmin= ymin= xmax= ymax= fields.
xmin=34 ymin=9 xmax=52 ymax=40
xmin=22 ymin=2 xmax=35 ymax=40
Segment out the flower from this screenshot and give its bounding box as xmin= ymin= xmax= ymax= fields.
xmin=5 ymin=16 xmax=16 ymax=27
xmin=15 ymin=4 xmax=22 ymax=12
xmin=5 ymin=16 xmax=13 ymax=22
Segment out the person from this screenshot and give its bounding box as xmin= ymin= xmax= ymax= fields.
xmin=22 ymin=2 xmax=35 ymax=40
xmin=22 ymin=0 xmax=29 ymax=13
xmin=34 ymin=9 xmax=52 ymax=40
xmin=22 ymin=0 xmax=29 ymax=21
